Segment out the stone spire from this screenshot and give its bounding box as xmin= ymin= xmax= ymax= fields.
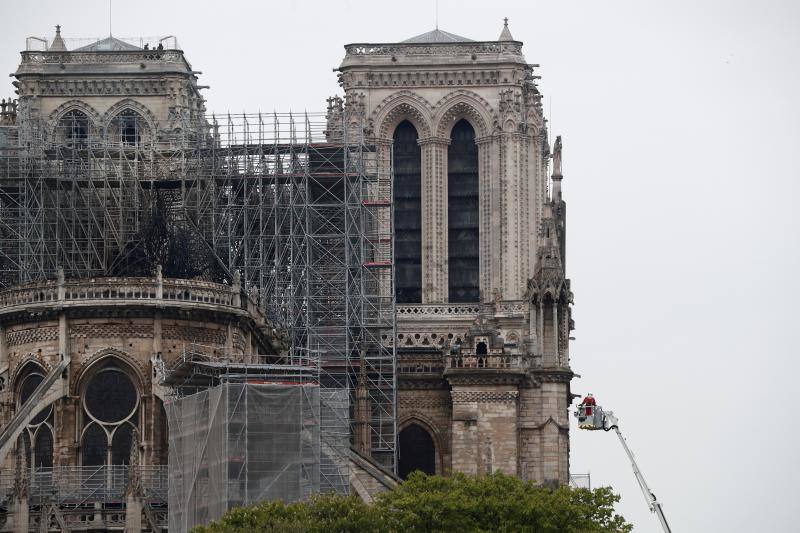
xmin=498 ymin=17 xmax=514 ymax=41
xmin=49 ymin=25 xmax=67 ymax=51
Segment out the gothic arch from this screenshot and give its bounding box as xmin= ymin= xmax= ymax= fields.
xmin=101 ymin=99 xmax=157 ymax=129
xmin=433 ymin=90 xmax=496 ymax=139
xmin=72 ymin=347 xmax=146 ymax=397
xmin=48 ymin=99 xmax=102 ymax=138
xmin=372 ymin=91 xmax=434 ymax=140
xmin=11 ymin=358 xmax=47 ymax=395
xmin=398 ymin=414 xmax=444 ymax=475
xmin=101 ymin=98 xmax=158 ymax=143
xmin=10 ymin=355 xmax=51 ymax=390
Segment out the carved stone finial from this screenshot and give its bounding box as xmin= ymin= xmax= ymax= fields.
xmin=499 ymin=18 xmax=514 ymax=41
xmin=50 ymin=24 xmax=67 ymax=52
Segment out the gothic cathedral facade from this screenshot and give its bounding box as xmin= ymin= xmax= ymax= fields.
xmin=338 ymin=22 xmax=575 ymax=485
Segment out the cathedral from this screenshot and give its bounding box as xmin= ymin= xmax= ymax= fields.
xmin=337 ymin=22 xmax=575 ymax=483
xmin=0 ymin=19 xmax=575 ymax=531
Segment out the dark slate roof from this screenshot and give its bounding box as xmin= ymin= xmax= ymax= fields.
xmin=74 ymin=36 xmax=141 ymax=52
xmin=401 ymin=29 xmax=474 ymax=44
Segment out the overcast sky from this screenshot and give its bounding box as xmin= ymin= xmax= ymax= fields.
xmin=3 ymin=1 xmax=799 ymax=531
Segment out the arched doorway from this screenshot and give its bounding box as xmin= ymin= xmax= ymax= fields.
xmin=398 ymin=423 xmax=436 ymax=479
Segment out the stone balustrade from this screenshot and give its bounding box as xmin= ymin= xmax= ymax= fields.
xmin=396 ymin=303 xmax=480 ymax=318
xmin=0 ymin=275 xmax=261 ymax=320
xmin=344 ymin=42 xmax=523 ymax=59
xmin=445 ymin=353 xmax=529 ymax=371
xmin=20 ymin=49 xmax=185 ymax=65
xmin=495 ymin=300 xmax=527 ymax=316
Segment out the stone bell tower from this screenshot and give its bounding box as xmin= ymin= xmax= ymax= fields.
xmin=12 ymin=25 xmax=206 ymax=148
xmin=334 ymin=20 xmax=575 ymax=485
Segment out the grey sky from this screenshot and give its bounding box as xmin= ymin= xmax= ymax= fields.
xmin=2 ymin=1 xmax=798 ymax=531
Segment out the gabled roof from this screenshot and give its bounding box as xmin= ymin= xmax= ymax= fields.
xmin=401 ymin=29 xmax=474 ymax=44
xmin=74 ymin=36 xmax=141 ymax=52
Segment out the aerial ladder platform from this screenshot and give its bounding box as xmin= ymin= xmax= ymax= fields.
xmin=575 ymin=399 xmax=672 ymax=533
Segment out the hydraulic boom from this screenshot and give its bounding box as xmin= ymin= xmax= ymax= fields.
xmin=574 ymin=403 xmax=672 ymax=533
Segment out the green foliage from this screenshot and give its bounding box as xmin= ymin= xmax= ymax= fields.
xmin=192 ymin=472 xmax=632 ymax=533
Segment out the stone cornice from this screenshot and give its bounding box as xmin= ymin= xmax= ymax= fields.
xmin=532 ymin=368 xmax=574 ymax=384
xmin=340 ymin=41 xmax=526 ymax=70
xmin=16 ymin=77 xmax=202 ymax=102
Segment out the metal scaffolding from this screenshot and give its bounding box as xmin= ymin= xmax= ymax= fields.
xmin=166 ymin=382 xmax=320 ymax=532
xmin=0 ymin=102 xmax=397 ymax=493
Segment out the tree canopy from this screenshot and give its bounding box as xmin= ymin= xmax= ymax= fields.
xmin=193 ymin=472 xmax=632 ymax=533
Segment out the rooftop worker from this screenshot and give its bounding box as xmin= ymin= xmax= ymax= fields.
xmin=580 ymin=393 xmax=597 ymax=416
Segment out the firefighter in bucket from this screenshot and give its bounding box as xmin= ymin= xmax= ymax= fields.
xmin=575 ymin=393 xmax=604 ymax=429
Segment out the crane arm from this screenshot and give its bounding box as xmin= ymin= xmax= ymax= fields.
xmin=603 ymin=411 xmax=672 ymax=533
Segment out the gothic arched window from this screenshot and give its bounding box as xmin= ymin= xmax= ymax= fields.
xmin=80 ymin=360 xmax=139 ymax=466
xmin=109 ymin=109 xmax=146 ymax=146
xmin=17 ymin=366 xmax=55 ymax=468
xmin=398 ymin=423 xmax=436 ymax=479
xmin=55 ymin=110 xmax=90 ymax=147
xmin=447 ymin=119 xmax=479 ymax=302
xmin=393 ymin=121 xmax=422 ymax=303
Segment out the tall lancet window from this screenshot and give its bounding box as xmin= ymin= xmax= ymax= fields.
xmin=393 ymin=121 xmax=422 ymax=303
xmin=448 ymin=119 xmax=479 ymax=302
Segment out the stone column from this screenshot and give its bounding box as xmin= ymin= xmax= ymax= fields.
xmin=537 ymin=301 xmax=544 ymax=357
xmin=125 ymin=494 xmax=142 ymax=532
xmin=376 ymin=138 xmax=394 ymax=304
xmin=418 ymin=136 xmax=450 ymax=303
xmin=0 ymin=323 xmax=7 ymax=369
xmin=58 ymin=312 xmax=68 ymax=358
xmin=476 ymin=136 xmax=494 ymax=302
xmin=11 ymin=497 xmax=28 ymax=533
xmin=552 ymin=304 xmax=559 ymax=362
xmin=499 ymin=132 xmax=522 ymax=300
xmin=528 ymin=303 xmax=537 ymax=355
xmin=152 ymin=312 xmax=162 ymax=356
